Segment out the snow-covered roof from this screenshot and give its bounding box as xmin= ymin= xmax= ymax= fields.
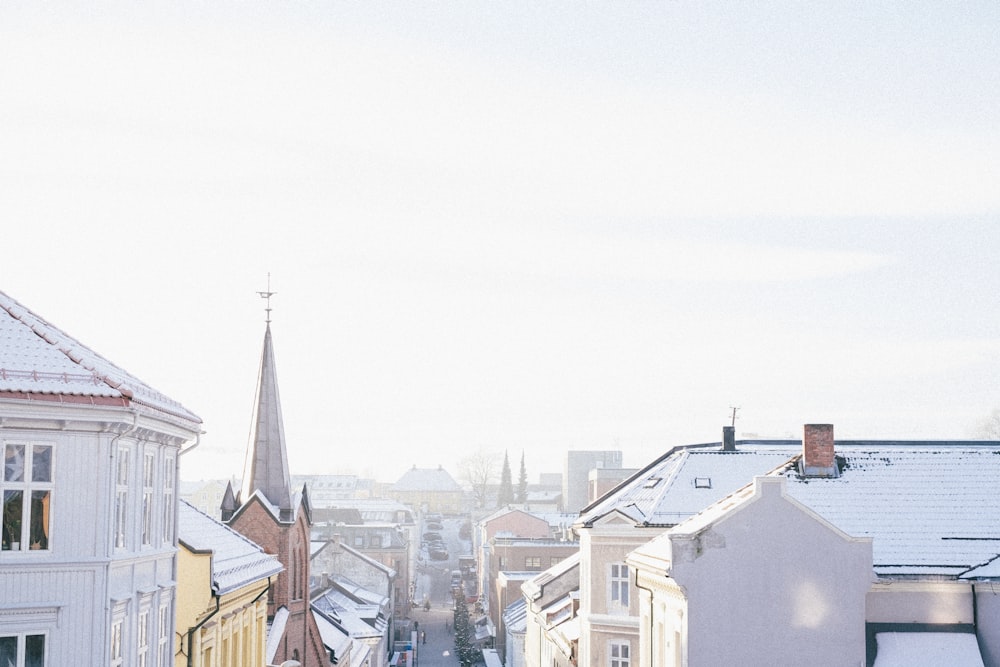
xmin=312 ymin=585 xmax=387 ymax=638
xmin=0 ymin=289 xmax=200 ymax=424
xmin=502 ymin=598 xmax=527 ymax=634
xmin=778 ymin=447 xmax=1000 ymax=578
xmin=873 ymin=632 xmax=984 ymax=666
xmin=577 ymin=444 xmax=799 ymax=528
xmin=313 ymin=609 xmax=355 ymax=663
xmin=637 ymin=444 xmax=1000 ymax=580
xmin=392 ymin=466 xmax=462 ymax=492
xmin=266 ymin=606 xmax=290 ymax=665
xmin=177 ymin=500 xmax=283 ymax=595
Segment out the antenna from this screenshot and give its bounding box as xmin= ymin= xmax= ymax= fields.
xmin=729 ymin=406 xmax=740 ymax=427
xmin=257 ymin=273 xmax=276 ymax=324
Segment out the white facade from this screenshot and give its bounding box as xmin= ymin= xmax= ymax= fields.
xmin=1 ymin=290 xmax=201 ymax=666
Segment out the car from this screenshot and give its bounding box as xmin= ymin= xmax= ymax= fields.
xmin=430 ymin=548 xmax=449 ymax=561
xmin=426 ymin=521 xmax=443 ymax=530
xmin=423 ymin=532 xmax=442 ymax=541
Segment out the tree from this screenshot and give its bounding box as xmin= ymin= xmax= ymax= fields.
xmin=516 ymin=450 xmax=528 ymax=504
xmin=458 ymin=448 xmax=499 ymax=509
xmin=498 ymin=450 xmax=514 ymax=507
xmin=977 ymin=408 xmax=1000 ymax=439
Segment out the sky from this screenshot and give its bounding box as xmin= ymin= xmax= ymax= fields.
xmin=2 ymin=2 xmax=999 ymax=484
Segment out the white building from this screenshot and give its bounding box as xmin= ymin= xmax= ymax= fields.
xmin=0 ymin=289 xmax=202 ymax=666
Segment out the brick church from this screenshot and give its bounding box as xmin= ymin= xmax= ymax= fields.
xmin=221 ymin=312 xmax=329 ymax=666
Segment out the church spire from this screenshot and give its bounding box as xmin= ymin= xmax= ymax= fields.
xmin=240 ymin=286 xmax=294 ymax=521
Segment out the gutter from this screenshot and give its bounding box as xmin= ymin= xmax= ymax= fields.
xmin=187 ymin=594 xmax=221 ymax=667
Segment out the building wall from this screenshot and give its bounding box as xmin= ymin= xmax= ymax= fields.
xmin=175 ymin=546 xmax=270 ymax=667
xmin=1 ymin=404 xmax=192 ymax=667
xmin=976 ymin=583 xmax=1000 ymax=667
xmin=563 ymin=451 xmax=622 ymax=514
xmin=227 ymin=499 xmax=329 ymax=667
xmin=654 ymin=478 xmax=873 ymax=666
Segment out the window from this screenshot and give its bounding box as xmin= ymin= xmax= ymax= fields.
xmin=162 ymin=457 xmax=174 ymax=544
xmin=550 ymin=556 xmax=563 ymax=567
xmin=0 ymin=633 xmax=46 ymax=667
xmin=157 ymin=602 xmax=171 ymax=667
xmin=110 ymin=618 xmax=124 ymax=667
xmin=115 ymin=447 xmax=130 ymax=550
xmin=354 ymin=535 xmax=364 ymax=547
xmin=3 ymin=443 xmax=53 ymax=551
xmin=141 ymin=453 xmax=154 ymax=547
xmin=524 ymin=556 xmax=541 ymax=569
xmin=497 ymin=556 xmax=507 ymax=570
xmin=610 ymin=563 xmax=629 ymax=609
xmin=609 ymin=641 xmax=630 ymax=667
xmin=137 ymin=609 xmax=149 ymax=667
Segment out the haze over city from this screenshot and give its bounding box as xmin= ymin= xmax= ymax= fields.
xmin=2 ymin=2 xmax=998 ymax=483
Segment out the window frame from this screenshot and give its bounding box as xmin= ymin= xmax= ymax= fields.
xmin=609 ymin=562 xmax=630 ymax=611
xmin=114 ymin=447 xmax=130 ymax=551
xmin=609 ymin=640 xmax=630 ymax=667
xmin=2 ymin=441 xmax=54 ymax=553
xmin=0 ymin=631 xmax=48 ymax=667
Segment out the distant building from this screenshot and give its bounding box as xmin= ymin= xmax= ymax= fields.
xmin=176 ymin=500 xmax=282 ymax=667
xmin=386 ymin=465 xmax=463 ymax=514
xmin=562 ymin=450 xmax=622 ymax=513
xmin=0 ymin=289 xmax=202 ymax=666
xmin=180 ymin=479 xmax=231 ymax=520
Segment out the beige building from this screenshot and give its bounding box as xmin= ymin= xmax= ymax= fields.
xmin=386 ymin=465 xmax=463 ymax=514
xmin=176 ymin=500 xmax=283 ymax=667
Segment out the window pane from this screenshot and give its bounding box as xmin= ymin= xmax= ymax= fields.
xmin=3 ymin=490 xmax=23 ymax=550
xmin=4 ymin=444 xmax=25 ymax=481
xmin=30 ymin=490 xmax=50 ymax=550
xmin=32 ymin=446 xmax=52 ymax=483
xmin=0 ymin=636 xmax=16 ymax=667
xmin=26 ymin=634 xmax=46 ymax=667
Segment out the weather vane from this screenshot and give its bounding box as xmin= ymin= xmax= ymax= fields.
xmin=257 ymin=273 xmax=276 ymax=324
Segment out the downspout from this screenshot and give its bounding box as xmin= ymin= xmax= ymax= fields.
xmin=187 ymin=594 xmax=221 ymax=667
xmin=178 ymin=430 xmax=204 ymax=457
xmin=632 ymin=568 xmax=655 ymax=667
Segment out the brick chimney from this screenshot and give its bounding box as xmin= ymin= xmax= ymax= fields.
xmin=722 ymin=425 xmax=736 ymax=452
xmin=802 ymin=423 xmax=837 ymax=477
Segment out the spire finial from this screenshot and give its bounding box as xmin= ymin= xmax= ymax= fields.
xmin=257 ymin=273 xmax=276 ymax=324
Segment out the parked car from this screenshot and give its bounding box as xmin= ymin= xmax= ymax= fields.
xmin=423 ymin=532 xmax=442 ymax=541
xmin=430 ymin=548 xmax=449 ymax=561
xmin=426 ymin=521 xmax=443 ymax=530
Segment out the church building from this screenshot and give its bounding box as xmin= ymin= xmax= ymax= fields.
xmin=221 ymin=309 xmax=330 ymax=667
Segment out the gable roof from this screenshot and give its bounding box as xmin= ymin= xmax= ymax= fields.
xmin=577 ymin=443 xmax=799 ymax=528
xmin=777 ymin=446 xmax=1000 ymax=578
xmin=392 ymin=465 xmax=462 ymax=492
xmin=0 ymin=289 xmax=200 ymax=425
xmin=178 ymin=499 xmax=283 ymax=595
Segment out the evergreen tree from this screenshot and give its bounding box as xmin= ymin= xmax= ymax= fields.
xmin=516 ymin=450 xmax=528 ymax=504
xmin=498 ymin=450 xmax=514 ymax=506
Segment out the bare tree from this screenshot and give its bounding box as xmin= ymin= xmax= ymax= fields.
xmin=977 ymin=408 xmax=1000 ymax=439
xmin=458 ymin=448 xmax=500 ymax=509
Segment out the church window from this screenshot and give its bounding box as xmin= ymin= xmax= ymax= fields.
xmin=2 ymin=443 xmax=53 ymax=552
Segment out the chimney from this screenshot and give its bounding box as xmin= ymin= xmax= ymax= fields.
xmin=802 ymin=424 xmax=837 ymax=477
xmin=722 ymin=425 xmax=736 ymax=452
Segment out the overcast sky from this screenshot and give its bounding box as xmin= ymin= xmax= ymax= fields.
xmin=2 ymin=2 xmax=999 ymax=483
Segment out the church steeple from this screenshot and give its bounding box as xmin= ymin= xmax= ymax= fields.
xmin=240 ymin=312 xmax=294 ymax=521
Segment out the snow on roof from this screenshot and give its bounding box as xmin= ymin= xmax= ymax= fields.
xmin=177 ymin=500 xmax=283 ymax=595
xmin=873 ymin=632 xmax=984 ymax=667
xmin=312 ymin=609 xmax=354 ymax=662
xmin=578 ymin=445 xmax=799 ymax=527
xmin=266 ymin=606 xmax=290 ymax=665
xmin=502 ymin=598 xmax=527 ymax=634
xmin=312 ymin=587 xmax=385 ymax=638
xmin=392 ymin=466 xmax=462 ymax=492
xmin=779 ymin=448 xmax=1000 ymax=577
xmin=0 ymin=289 xmax=201 ymax=424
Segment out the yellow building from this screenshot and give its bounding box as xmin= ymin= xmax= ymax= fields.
xmin=176 ymin=500 xmax=283 ymax=667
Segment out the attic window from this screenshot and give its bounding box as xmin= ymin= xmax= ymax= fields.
xmin=643 ymin=477 xmax=662 ymax=489
xmin=694 ymin=477 xmax=712 ymax=489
